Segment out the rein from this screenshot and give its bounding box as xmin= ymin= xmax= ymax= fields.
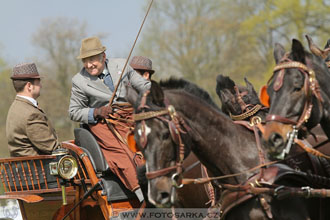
xmin=266 ymin=59 xmax=323 ymax=130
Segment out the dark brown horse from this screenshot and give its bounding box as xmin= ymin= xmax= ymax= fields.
xmin=216 ymin=73 xmax=330 ymax=177
xmin=127 ymin=78 xmax=322 ymax=219
xmin=262 ymin=39 xmax=330 ymax=159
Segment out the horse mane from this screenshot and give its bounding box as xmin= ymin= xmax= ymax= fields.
xmin=159 ymin=77 xmax=220 ymax=110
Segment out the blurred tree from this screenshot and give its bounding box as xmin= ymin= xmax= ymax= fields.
xmin=0 ymin=57 xmax=14 ymax=156
xmin=31 ymin=17 xmax=106 ymax=141
xmin=138 ymin=0 xmax=330 ymax=100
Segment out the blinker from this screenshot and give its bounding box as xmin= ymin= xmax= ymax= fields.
xmin=259 ymin=85 xmax=270 ymax=108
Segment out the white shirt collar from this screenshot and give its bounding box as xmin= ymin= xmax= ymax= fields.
xmin=17 ymin=95 xmax=38 ymax=107
xmin=103 ymin=60 xmax=110 ymax=75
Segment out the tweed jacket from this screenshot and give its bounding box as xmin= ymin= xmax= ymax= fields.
xmin=6 ymin=96 xmax=59 ymax=157
xmin=69 ymin=58 xmax=151 ymax=124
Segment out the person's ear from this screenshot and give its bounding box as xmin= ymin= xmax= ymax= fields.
xmin=143 ymin=72 xmax=150 ymax=80
xmin=25 ymin=81 xmax=32 ymax=91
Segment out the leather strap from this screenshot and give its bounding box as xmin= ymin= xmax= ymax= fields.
xmin=145 ymin=166 xmax=178 ymax=179
xmin=266 ymin=114 xmax=297 ymax=125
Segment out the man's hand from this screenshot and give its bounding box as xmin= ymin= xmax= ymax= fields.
xmin=93 ymin=105 xmax=112 ymax=120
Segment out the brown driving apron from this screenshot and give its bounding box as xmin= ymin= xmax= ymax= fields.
xmin=89 ymin=103 xmax=143 ymax=192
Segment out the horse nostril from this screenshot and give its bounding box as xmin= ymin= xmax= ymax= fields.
xmin=269 ymin=132 xmax=284 ymax=148
xmin=157 ymin=191 xmax=170 ymax=205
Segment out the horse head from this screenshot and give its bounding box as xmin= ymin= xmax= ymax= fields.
xmin=127 ymin=81 xmax=191 ymax=207
xmin=216 ymin=74 xmax=268 ymax=121
xmin=262 ymin=39 xmax=329 ymax=159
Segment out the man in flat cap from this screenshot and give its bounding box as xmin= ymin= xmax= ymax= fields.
xmin=69 ymin=36 xmax=150 ymax=201
xmin=129 ymin=56 xmax=155 ymax=81
xmin=6 ymin=63 xmax=60 ymax=157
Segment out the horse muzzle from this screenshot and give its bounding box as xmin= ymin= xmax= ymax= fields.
xmin=148 ymin=176 xmax=173 ymax=207
xmin=262 ymin=121 xmax=294 ymax=159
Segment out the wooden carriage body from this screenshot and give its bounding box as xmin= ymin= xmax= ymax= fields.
xmin=0 ymin=128 xmax=141 ymax=220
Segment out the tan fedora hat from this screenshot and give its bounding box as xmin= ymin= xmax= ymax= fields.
xmin=129 ymin=56 xmax=154 ymax=74
xmin=11 ymin=63 xmax=41 ymax=80
xmin=77 ymin=36 xmax=106 ymax=59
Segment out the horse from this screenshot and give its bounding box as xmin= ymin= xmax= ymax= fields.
xmin=216 ymin=73 xmax=330 ymax=176
xmin=215 ymin=74 xmax=330 ymax=219
xmin=127 ymin=78 xmax=321 ymax=219
xmin=261 ymin=38 xmax=330 ymax=160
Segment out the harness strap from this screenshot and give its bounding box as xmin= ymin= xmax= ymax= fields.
xmin=146 ymin=166 xmax=178 ymax=180
xmin=266 ymin=114 xmax=297 ymax=125
xmin=294 ymin=139 xmax=330 ymax=160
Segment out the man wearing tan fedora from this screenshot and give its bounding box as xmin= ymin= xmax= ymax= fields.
xmin=6 ymin=63 xmax=60 ymax=157
xmin=69 ymin=36 xmax=150 ymax=201
xmin=129 ymin=56 xmax=155 ymax=80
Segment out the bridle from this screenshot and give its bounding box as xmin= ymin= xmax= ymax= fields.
xmin=265 ymin=56 xmax=323 ymax=130
xmin=133 ymin=90 xmax=189 ymax=188
xmin=229 ymin=86 xmax=264 ymax=121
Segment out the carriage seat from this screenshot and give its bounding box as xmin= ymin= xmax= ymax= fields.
xmin=74 ymin=127 xmax=136 ymax=202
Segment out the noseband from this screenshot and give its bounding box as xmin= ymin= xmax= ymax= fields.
xmin=133 ymin=91 xmax=189 ymax=187
xmin=266 ymin=57 xmax=323 ymax=130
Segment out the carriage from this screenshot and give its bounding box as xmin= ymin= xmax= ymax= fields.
xmin=0 ymin=127 xmax=142 ymax=220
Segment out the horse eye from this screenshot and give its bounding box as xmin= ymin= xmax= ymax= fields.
xmin=162 ymin=131 xmax=170 ymax=139
xmin=293 ymin=87 xmax=301 ymax=92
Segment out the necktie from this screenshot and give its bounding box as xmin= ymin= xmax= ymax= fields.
xmin=99 ymin=73 xmax=115 ymax=92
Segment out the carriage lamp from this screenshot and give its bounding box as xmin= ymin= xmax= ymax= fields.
xmin=58 ymin=155 xmax=78 ymax=180
xmin=49 ymin=155 xmax=78 ymax=180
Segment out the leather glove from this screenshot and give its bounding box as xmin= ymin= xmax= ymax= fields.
xmin=93 ymin=105 xmax=112 ymax=120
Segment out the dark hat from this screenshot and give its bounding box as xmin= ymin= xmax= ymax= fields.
xmin=11 ymin=63 xmax=41 ymax=80
xmin=77 ymin=36 xmax=106 ymax=59
xmin=130 ymin=56 xmax=154 ymax=74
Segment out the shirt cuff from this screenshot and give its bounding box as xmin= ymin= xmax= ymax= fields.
xmin=88 ymin=108 xmax=98 ymax=124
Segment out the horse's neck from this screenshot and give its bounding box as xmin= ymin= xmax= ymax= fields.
xmin=167 ymin=92 xmax=261 ymax=183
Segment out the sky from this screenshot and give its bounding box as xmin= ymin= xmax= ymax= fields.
xmin=0 ymin=0 xmax=150 ymax=64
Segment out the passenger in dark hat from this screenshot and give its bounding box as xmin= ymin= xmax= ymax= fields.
xmin=130 ymin=56 xmax=155 ymax=80
xmin=6 ymin=63 xmax=60 ymax=157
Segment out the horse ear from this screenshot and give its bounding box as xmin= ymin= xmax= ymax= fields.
xmin=244 ymin=77 xmax=257 ymax=94
xmin=291 ymin=39 xmax=306 ymax=63
xmin=306 ymin=35 xmax=329 ymax=59
xmin=274 ymin=43 xmax=286 ymax=64
xmin=150 ymin=80 xmax=165 ymax=106
xmin=126 ymin=85 xmax=139 ymax=106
